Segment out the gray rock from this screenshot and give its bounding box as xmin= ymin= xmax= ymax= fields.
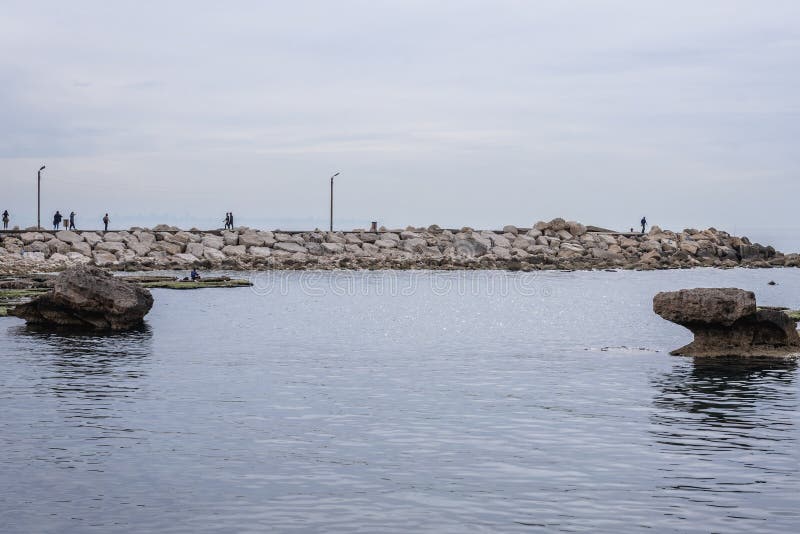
xmin=71 ymin=242 xmax=93 ymax=257
xmin=222 ymin=245 xmax=247 ymax=256
xmin=20 ymin=232 xmax=45 ymax=244
xmin=321 ymin=242 xmax=345 ymax=254
xmin=92 ymin=251 xmax=118 ymax=266
xmin=238 ymin=233 xmax=266 ymax=247
xmin=102 ymin=232 xmax=125 ymax=243
xmin=274 ymin=242 xmax=308 ymax=254
xmin=654 ymin=288 xmax=756 ymax=327
xmin=82 ymin=232 xmax=103 ymax=246
xmin=222 ymin=231 xmax=239 ymax=246
xmin=249 ymin=246 xmax=272 ymax=258
xmin=185 ymin=242 xmax=205 ymax=258
xmin=653 ymin=288 xmax=800 ymax=357
xmin=375 ymin=239 xmax=397 ymax=249
xmin=201 ymin=235 xmax=225 ymax=250
xmin=55 ymin=230 xmax=83 ymax=244
xmin=10 ymin=265 xmax=153 ymax=330
xmin=203 ymin=248 xmax=226 ymax=262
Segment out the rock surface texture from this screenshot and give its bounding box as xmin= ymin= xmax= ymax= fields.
xmin=0 ymin=219 xmax=795 ymax=274
xmin=653 ymin=288 xmax=800 ymax=357
xmin=10 ymin=265 xmax=153 ymax=330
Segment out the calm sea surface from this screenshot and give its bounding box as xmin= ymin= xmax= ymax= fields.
xmin=1 ymin=269 xmax=799 ymax=533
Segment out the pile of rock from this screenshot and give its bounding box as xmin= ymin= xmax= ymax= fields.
xmin=0 ymin=218 xmax=795 ymax=273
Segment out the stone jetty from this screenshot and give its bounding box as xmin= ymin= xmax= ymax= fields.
xmin=0 ymin=219 xmax=794 ymax=274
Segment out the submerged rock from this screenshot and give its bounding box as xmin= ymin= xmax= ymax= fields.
xmin=653 ymin=288 xmax=800 ymax=357
xmin=10 ymin=265 xmax=153 ymax=330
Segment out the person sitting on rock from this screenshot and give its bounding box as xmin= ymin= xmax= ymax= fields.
xmin=190 ymin=268 xmax=201 ymax=281
xmin=53 ymin=211 xmax=62 ymax=231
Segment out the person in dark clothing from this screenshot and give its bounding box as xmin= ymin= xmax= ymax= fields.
xmin=2 ymin=210 xmax=9 ymax=230
xmin=53 ymin=211 xmax=62 ymax=231
xmin=103 ymin=213 xmax=110 ymax=232
xmin=223 ymin=212 xmax=230 ymax=230
xmin=228 ymin=212 xmax=234 ymax=229
xmin=190 ymin=268 xmax=201 ymax=281
xmin=640 ymin=217 xmax=647 ymax=234
xmin=69 ymin=212 xmax=76 ymax=230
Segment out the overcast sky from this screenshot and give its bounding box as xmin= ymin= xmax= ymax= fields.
xmin=1 ymin=1 xmax=798 ymax=243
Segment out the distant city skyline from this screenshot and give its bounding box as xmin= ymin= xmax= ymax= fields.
xmin=1 ymin=1 xmax=798 ymax=245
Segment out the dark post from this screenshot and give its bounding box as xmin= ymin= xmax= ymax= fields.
xmin=329 ymin=172 xmax=339 ymax=232
xmin=37 ymin=165 xmax=46 ymax=229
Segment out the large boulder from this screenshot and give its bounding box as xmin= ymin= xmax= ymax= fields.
xmin=653 ymin=288 xmax=800 ymax=357
xmin=10 ymin=265 xmax=153 ymax=330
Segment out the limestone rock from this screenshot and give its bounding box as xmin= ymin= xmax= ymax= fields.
xmin=203 ymin=248 xmax=226 ymax=262
xmin=249 ymin=246 xmax=272 ymax=258
xmin=202 ymin=235 xmax=225 ymax=250
xmin=9 ymin=265 xmax=152 ymax=329
xmin=92 ymin=251 xmax=118 ymax=266
xmin=321 ymin=242 xmax=345 ymax=254
xmin=654 ymin=288 xmax=756 ymax=327
xmin=222 ymin=245 xmax=247 ymax=256
xmin=653 ymin=288 xmax=800 ymax=357
xmin=55 ymin=230 xmax=83 ymax=244
xmin=238 ymin=233 xmax=266 ymax=247
xmin=20 ymin=232 xmax=46 ymax=244
xmin=82 ymin=232 xmax=103 ymax=246
xmin=274 ymin=242 xmax=307 ymax=254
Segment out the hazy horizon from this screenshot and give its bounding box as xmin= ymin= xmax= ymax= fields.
xmin=2 ymin=1 xmax=798 ymax=245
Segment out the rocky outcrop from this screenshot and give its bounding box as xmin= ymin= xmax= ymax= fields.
xmin=10 ymin=264 xmax=153 ymax=330
xmin=653 ymin=288 xmax=800 ymax=357
xmin=0 ymin=219 xmax=796 ymax=274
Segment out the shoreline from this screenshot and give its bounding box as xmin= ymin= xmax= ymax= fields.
xmin=1 ymin=219 xmax=796 ymax=275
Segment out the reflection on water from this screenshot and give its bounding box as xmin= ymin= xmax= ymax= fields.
xmin=9 ymin=324 xmax=153 ymax=400
xmin=1 ymin=326 xmax=153 ymax=476
xmin=649 ymin=357 xmax=799 ymax=528
xmin=652 ymin=357 xmax=797 ymax=445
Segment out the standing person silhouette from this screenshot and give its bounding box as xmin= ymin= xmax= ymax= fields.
xmin=53 ymin=211 xmax=62 ymax=231
xmin=223 ymin=212 xmax=230 ymax=230
xmin=69 ymin=211 xmax=76 ymax=230
xmin=640 ymin=216 xmax=647 ymax=234
xmin=2 ymin=210 xmax=9 ymax=230
xmin=229 ymin=212 xmax=234 ymax=229
xmin=103 ymin=213 xmax=110 ymax=232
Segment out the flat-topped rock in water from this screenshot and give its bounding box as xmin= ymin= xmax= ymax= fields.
xmin=10 ymin=265 xmax=153 ymax=330
xmin=653 ymin=287 xmax=800 ymax=357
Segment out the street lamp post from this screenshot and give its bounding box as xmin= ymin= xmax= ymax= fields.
xmin=329 ymin=172 xmax=339 ymax=232
xmin=37 ymin=165 xmax=46 ymax=230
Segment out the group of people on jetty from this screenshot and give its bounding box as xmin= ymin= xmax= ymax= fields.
xmin=49 ymin=211 xmax=111 ymax=231
xmin=0 ymin=209 xmax=238 ymax=233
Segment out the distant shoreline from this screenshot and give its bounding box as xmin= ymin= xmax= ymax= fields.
xmin=1 ymin=219 xmax=796 ymax=275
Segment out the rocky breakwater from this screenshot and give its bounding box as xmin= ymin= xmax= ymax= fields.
xmin=653 ymin=288 xmax=800 ymax=357
xmin=0 ymin=219 xmax=796 ymax=273
xmin=10 ymin=264 xmax=153 ymax=330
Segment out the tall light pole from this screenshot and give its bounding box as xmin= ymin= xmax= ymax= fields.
xmin=329 ymin=172 xmax=339 ymax=232
xmin=37 ymin=165 xmax=46 ymax=230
